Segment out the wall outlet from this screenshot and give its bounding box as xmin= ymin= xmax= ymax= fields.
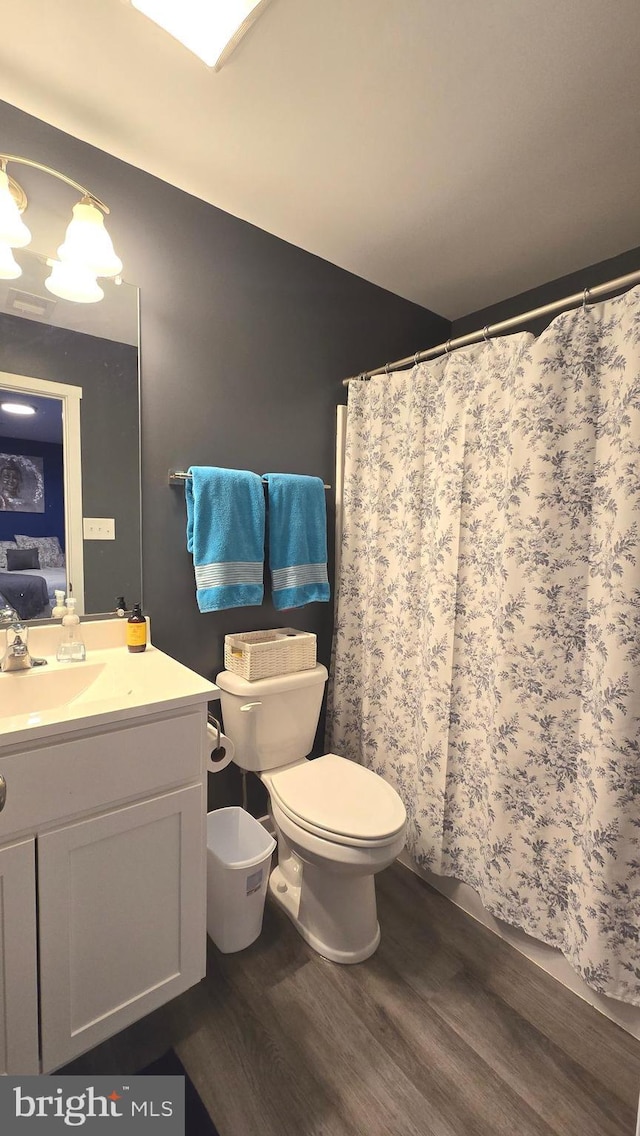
xmin=83 ymin=517 xmax=116 ymax=540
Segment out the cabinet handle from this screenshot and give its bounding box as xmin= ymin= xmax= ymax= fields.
xmin=0 ymin=774 xmax=5 ymax=812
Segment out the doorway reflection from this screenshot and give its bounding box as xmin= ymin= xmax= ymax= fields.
xmin=0 ymin=392 xmax=66 ymax=619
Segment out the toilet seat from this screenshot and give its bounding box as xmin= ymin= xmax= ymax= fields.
xmin=268 ymin=752 xmax=406 ymax=848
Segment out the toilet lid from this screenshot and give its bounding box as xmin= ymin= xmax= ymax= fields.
xmin=269 ymin=753 xmax=406 ymax=841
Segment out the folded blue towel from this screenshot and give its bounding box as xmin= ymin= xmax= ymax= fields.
xmin=262 ymin=473 xmax=330 ymax=610
xmin=186 ymin=466 xmax=265 ymax=612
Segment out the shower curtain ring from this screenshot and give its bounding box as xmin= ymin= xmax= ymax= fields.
xmin=414 ymin=351 xmax=421 ymax=366
xmin=444 ymin=340 xmax=451 ymax=355
xmin=583 ymin=287 xmax=590 ymax=310
xmin=385 ymin=362 xmax=391 ymax=375
xmin=483 ymin=325 xmax=491 ymax=343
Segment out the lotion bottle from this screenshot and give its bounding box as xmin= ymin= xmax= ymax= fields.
xmin=127 ymin=602 xmax=147 ymax=653
xmin=52 ymin=590 xmax=67 ymax=619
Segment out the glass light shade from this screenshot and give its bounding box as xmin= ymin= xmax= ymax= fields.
xmin=45 ymin=260 xmax=104 ymax=304
xmin=0 ymin=402 xmax=35 ymax=415
xmin=132 ymin=0 xmax=271 ymax=69
xmin=0 ymin=243 xmax=22 ymax=280
xmin=0 ymin=171 xmax=31 ymax=248
xmin=57 ymin=200 xmax=123 ymax=278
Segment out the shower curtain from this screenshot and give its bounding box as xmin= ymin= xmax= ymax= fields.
xmin=327 ymin=285 xmax=640 ymax=1005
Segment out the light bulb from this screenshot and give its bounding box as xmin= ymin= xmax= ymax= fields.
xmin=0 ymin=243 xmax=22 ymax=280
xmin=0 ymin=401 xmax=35 ymax=415
xmin=57 ymin=199 xmax=123 ymax=278
xmin=45 ymin=260 xmax=104 ymax=304
xmin=0 ymin=171 xmax=31 ymax=248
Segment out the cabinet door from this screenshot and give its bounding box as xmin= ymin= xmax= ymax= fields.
xmin=38 ymin=785 xmax=206 ymax=1071
xmin=0 ymin=838 xmax=39 ymax=1074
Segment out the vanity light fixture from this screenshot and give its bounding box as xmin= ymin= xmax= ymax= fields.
xmin=131 ymin=0 xmax=272 ymax=70
xmin=45 ymin=259 xmax=105 ymax=305
xmin=0 ymin=155 xmax=123 ymax=303
xmin=0 ymin=242 xmax=22 ymax=281
xmin=0 ymin=169 xmax=31 ymax=248
xmin=0 ymin=401 xmax=36 ymax=416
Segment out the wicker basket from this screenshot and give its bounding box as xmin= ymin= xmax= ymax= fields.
xmin=224 ymin=628 xmax=317 ymax=682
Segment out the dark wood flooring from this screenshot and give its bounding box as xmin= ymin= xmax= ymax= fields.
xmin=63 ymin=862 xmax=640 ymax=1136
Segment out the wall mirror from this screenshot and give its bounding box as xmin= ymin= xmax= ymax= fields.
xmin=0 ymin=246 xmax=140 ymax=622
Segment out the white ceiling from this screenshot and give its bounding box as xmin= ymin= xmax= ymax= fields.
xmin=1 ymin=0 xmax=639 ymax=320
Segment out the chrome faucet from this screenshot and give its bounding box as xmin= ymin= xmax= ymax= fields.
xmin=0 ymin=614 xmax=47 ymax=673
xmin=1 ymin=630 xmax=33 ymax=672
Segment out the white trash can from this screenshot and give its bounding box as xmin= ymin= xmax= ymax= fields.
xmin=206 ymin=807 xmax=276 ymax=953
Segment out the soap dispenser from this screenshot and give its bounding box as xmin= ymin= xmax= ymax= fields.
xmin=56 ymin=597 xmax=86 ymax=662
xmin=52 ymin=590 xmax=67 ymax=618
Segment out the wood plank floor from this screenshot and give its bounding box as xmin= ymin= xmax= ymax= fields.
xmin=63 ymin=862 xmax=640 ymax=1136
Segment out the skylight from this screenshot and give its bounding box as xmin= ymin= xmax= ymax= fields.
xmin=131 ymin=0 xmax=272 ymax=70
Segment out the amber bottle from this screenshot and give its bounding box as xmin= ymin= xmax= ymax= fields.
xmin=127 ymin=602 xmax=147 ymax=653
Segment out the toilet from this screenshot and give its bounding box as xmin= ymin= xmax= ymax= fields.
xmin=216 ymin=663 xmax=407 ymax=963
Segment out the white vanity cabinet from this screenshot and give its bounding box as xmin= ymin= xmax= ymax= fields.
xmin=0 ymin=691 xmax=214 ymax=1074
xmin=38 ymin=783 xmax=203 ymax=1070
xmin=0 ymin=837 xmax=39 ymax=1074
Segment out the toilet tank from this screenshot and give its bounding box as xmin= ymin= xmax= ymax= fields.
xmin=216 ymin=664 xmax=328 ymax=772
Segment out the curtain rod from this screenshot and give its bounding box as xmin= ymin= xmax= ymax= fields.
xmin=342 ymin=269 xmax=640 ymax=386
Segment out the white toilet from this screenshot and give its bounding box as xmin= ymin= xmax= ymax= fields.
xmin=216 ymin=663 xmax=407 ymax=964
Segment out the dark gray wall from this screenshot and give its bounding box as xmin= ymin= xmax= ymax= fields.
xmin=0 ymin=101 xmax=450 ymax=689
xmin=453 ymin=245 xmax=640 ymax=339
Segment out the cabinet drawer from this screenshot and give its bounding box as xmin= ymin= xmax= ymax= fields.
xmin=0 ymin=709 xmax=205 ymax=840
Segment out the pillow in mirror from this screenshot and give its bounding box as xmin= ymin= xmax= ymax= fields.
xmin=15 ymin=535 xmax=64 ymax=568
xmin=7 ymin=547 xmax=40 ymax=571
xmin=0 ymin=538 xmax=16 ymax=568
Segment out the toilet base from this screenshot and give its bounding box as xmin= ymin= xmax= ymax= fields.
xmin=268 ymin=862 xmax=381 ymax=964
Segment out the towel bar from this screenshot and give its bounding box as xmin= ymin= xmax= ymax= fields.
xmin=168 ymin=469 xmax=331 ymax=489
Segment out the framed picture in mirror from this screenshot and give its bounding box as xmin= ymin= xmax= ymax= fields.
xmin=0 ymin=452 xmax=45 ymax=512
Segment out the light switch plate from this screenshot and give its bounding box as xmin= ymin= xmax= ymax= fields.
xmin=83 ymin=517 xmax=116 ymax=540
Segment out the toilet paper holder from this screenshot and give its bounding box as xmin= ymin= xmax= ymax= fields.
xmin=205 ymin=713 xmax=235 ymax=780
xmin=207 ymin=712 xmax=221 ymax=750
xmin=207 ymin=713 xmax=232 ymax=765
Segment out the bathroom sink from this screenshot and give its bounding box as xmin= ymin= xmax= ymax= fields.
xmin=0 ymin=625 xmax=219 ymax=746
xmin=0 ymin=663 xmax=106 ymax=717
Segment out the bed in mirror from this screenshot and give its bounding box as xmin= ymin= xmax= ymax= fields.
xmin=0 ymin=247 xmax=140 ymax=621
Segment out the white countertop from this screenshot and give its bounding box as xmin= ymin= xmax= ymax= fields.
xmin=0 ymin=620 xmax=219 ymax=749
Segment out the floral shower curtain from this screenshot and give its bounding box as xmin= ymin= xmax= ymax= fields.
xmin=327 ymin=285 xmax=640 ymax=1005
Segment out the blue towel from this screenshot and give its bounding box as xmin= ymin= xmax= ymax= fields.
xmin=186 ymin=466 xmax=265 ymax=612
xmin=262 ymin=473 xmax=330 ymax=609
